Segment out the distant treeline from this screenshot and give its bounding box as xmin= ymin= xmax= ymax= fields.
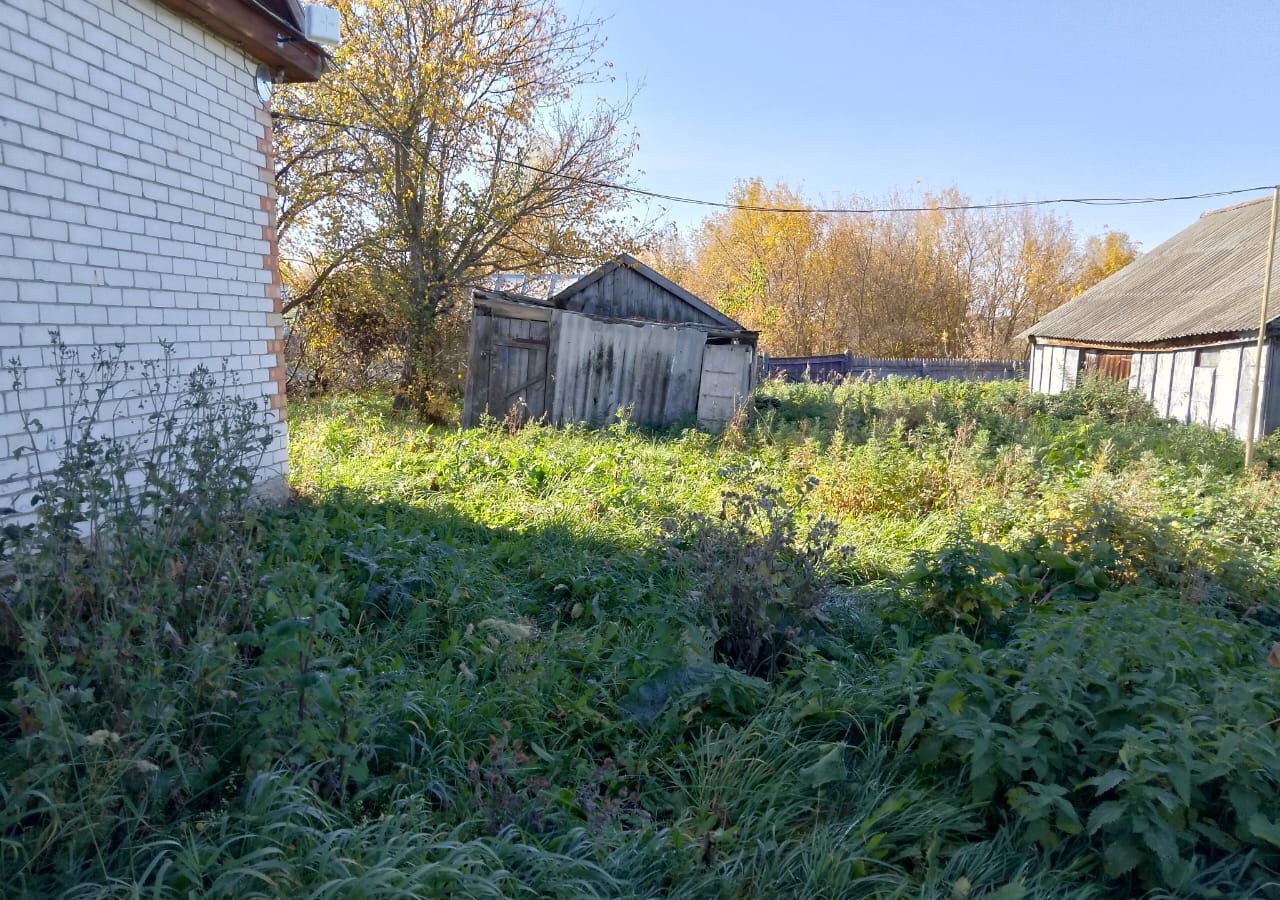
xmin=647 ymin=180 xmax=1138 ymax=360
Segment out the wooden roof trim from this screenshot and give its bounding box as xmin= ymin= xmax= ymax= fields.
xmin=1031 ymin=330 xmax=1266 ymax=352
xmin=474 ymin=287 xmax=758 ymax=342
xmin=550 ymin=253 xmax=744 ymax=330
xmin=155 ymin=0 xmax=328 ymax=82
xmin=472 ymin=290 xmax=554 ymax=322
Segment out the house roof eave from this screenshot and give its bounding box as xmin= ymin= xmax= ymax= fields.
xmin=155 ymin=0 xmax=329 ymax=82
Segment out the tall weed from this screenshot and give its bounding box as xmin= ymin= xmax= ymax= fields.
xmin=1 ymin=338 xmax=276 ymax=891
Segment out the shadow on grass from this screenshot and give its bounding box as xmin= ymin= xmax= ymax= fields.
xmin=262 ymin=488 xmax=690 ymax=633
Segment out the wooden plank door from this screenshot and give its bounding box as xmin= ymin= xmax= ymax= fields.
xmin=483 ymin=315 xmax=551 ymax=423
xmin=696 ymin=343 xmax=753 ymax=427
xmin=1082 ymin=349 xmax=1132 ymax=381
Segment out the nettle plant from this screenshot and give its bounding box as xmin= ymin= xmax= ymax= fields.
xmin=675 ymin=476 xmax=844 ymax=678
xmin=894 ymin=593 xmax=1280 ymax=890
xmin=0 ymin=333 xmax=277 ymax=883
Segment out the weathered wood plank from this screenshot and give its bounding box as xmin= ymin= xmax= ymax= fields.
xmin=461 ymin=308 xmax=488 ymax=426
xmin=1188 ymin=360 xmax=1215 ymax=427
xmin=567 ymin=265 xmax=725 ymax=327
xmin=697 ymin=344 xmax=752 ymax=427
xmin=1152 ymin=352 xmax=1174 ymax=417
xmin=1062 ymin=347 xmax=1080 ymax=389
xmin=1047 ymin=346 xmax=1062 ymax=394
xmin=1263 ymin=342 xmax=1280 ymax=437
xmin=1210 ymin=346 xmax=1242 ymax=433
xmin=1169 ymin=350 xmax=1195 ymax=423
xmin=699 ymin=370 xmax=745 ymax=396
xmin=1233 ymin=345 xmax=1257 ymax=439
xmin=476 ymin=296 xmax=555 ymax=322
xmin=545 ymin=310 xmax=563 ymax=423
xmin=1136 ymin=353 xmax=1154 ymax=400
xmin=664 ymin=329 xmax=706 ymax=422
xmin=1254 ymin=343 xmax=1274 ymax=442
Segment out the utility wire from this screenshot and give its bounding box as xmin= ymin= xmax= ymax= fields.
xmin=271 ymin=111 xmax=1276 ymax=216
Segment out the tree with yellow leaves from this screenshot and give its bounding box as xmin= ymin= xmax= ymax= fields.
xmin=647 ymin=183 xmax=1126 ymax=360
xmin=275 ymin=0 xmax=645 ymax=412
xmin=1075 ymin=231 xmax=1140 ymax=295
xmin=685 ymin=180 xmax=825 ymax=352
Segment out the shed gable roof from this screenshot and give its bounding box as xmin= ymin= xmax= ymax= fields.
xmin=1023 ymin=197 xmax=1279 ymax=345
xmin=551 ymin=254 xmax=744 ymax=330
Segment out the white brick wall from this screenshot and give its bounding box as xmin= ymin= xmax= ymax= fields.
xmin=0 ymin=0 xmax=287 ymax=517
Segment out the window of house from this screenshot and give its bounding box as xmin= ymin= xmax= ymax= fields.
xmin=1195 ymin=349 xmax=1221 ymax=369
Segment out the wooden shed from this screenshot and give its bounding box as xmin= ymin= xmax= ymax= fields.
xmin=1022 ymin=198 xmax=1280 ymax=440
xmin=462 ymin=255 xmax=758 ymax=429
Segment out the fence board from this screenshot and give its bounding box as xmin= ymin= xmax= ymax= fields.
xmin=761 ymin=353 xmax=1024 ymax=383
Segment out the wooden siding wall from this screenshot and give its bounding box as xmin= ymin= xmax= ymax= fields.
xmin=1028 ymin=344 xmax=1080 ymax=395
xmin=465 ymin=300 xmax=759 ymax=429
xmin=1127 ymin=342 xmax=1277 ymax=440
xmin=550 ymin=311 xmax=709 ymax=426
xmin=559 ymin=266 xmax=723 ymax=327
xmin=1124 ymin=344 xmax=1257 ymax=438
xmin=1266 ymin=343 xmax=1280 ymax=436
xmin=1031 ymin=340 xmax=1279 ymax=440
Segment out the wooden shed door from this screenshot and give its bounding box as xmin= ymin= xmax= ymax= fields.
xmin=1081 ymin=350 xmax=1132 ymax=381
xmin=697 ymin=343 xmax=753 ymax=427
xmin=480 ymin=315 xmax=551 ymax=423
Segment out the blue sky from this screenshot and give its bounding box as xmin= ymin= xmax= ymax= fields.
xmin=572 ymin=0 xmax=1279 ymax=250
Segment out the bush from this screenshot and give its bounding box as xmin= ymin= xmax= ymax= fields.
xmin=0 ymin=339 xmax=277 ymax=891
xmin=673 ymin=479 xmax=843 ymax=677
xmin=892 ymin=592 xmax=1280 ymax=890
xmin=1041 ymin=372 xmax=1159 ymax=424
xmin=903 ymin=527 xmax=1031 ymax=634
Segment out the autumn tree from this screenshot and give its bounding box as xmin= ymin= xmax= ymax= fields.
xmin=685 ymin=180 xmax=826 ymax=352
xmin=957 ymin=203 xmax=1078 ymax=358
xmin=644 ymin=224 xmax=696 ymax=291
xmin=826 ymin=197 xmax=972 ymax=357
xmin=275 ymin=0 xmax=646 ymax=411
xmin=1075 ymin=230 xmax=1140 ymax=295
xmin=649 ymin=183 xmax=1124 ymax=360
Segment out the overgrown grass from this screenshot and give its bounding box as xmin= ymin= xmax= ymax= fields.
xmin=5 ymin=373 xmax=1280 ymax=897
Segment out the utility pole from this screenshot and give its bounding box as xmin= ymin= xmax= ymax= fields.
xmin=1244 ymin=186 xmax=1280 ymax=469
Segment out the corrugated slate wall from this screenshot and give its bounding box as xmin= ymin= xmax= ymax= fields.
xmin=550 ymin=312 xmax=707 ymax=426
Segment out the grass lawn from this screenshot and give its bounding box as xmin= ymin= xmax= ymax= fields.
xmin=5 ymin=376 xmax=1280 ymax=897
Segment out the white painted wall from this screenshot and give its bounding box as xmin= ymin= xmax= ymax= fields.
xmin=1028 ymin=344 xmax=1079 ymax=396
xmin=1030 ymin=341 xmax=1271 ymax=440
xmin=1128 ymin=344 xmax=1270 ymax=439
xmin=0 ymin=0 xmax=287 ymax=518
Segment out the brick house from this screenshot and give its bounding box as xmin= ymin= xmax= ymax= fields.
xmin=0 ymin=0 xmax=334 ymax=516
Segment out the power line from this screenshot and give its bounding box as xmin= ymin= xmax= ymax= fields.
xmin=271 ymin=111 xmax=1276 ymax=216
xmin=495 ymin=162 xmax=1275 ymax=214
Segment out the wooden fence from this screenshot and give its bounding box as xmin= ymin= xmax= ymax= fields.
xmin=760 ymin=352 xmax=1025 ymax=383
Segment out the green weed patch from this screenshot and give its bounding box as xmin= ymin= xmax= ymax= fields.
xmin=4 ymin=377 xmax=1280 ymax=897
